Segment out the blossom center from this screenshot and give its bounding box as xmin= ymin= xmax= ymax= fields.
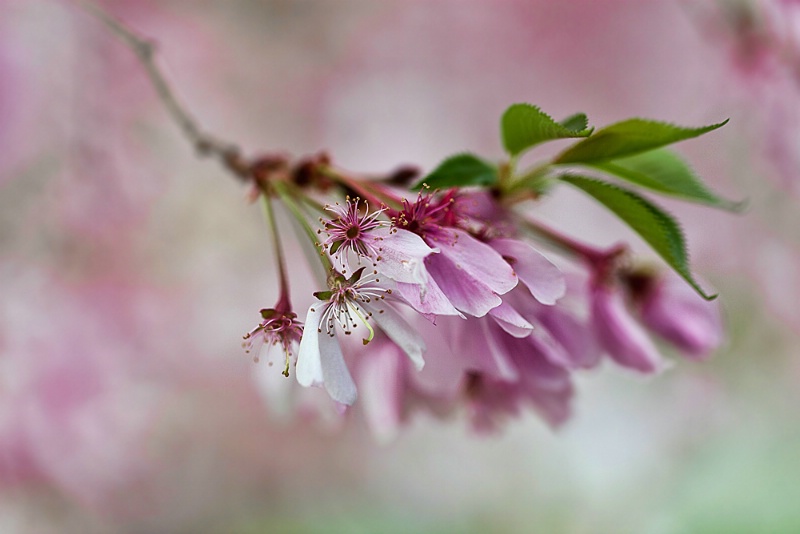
xmin=322 ymin=198 xmax=386 ymax=259
xmin=345 ymin=225 xmax=360 ymax=239
xmin=315 ymin=268 xmax=391 ymax=344
xmin=393 ymin=190 xmax=457 ymax=238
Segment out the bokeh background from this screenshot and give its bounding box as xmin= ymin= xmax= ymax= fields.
xmin=2 ymin=1 xmax=800 ymax=532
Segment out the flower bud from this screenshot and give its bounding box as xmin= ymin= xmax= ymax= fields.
xmin=591 ymin=285 xmax=663 ymax=373
xmin=639 ymin=276 xmax=723 ymax=359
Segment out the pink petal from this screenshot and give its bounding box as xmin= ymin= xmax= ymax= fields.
xmin=358 ymin=340 xmax=406 ymax=443
xmin=405 ymin=316 xmax=466 ymax=397
xmin=497 ymin=331 xmax=573 ymax=393
xmin=426 ymin=253 xmax=502 ymax=317
xmin=428 ymin=228 xmax=517 ymax=296
xmin=534 ymin=306 xmax=601 ymax=369
xmin=490 ymin=238 xmax=565 ymax=305
xmin=458 ymin=319 xmax=519 ymax=381
xmin=396 ymin=272 xmax=463 ymax=317
xmin=641 ymin=277 xmax=723 ymax=359
xmin=526 ymin=381 xmax=574 ymax=428
xmin=592 ymin=286 xmax=663 ymax=374
xmin=488 ymin=302 xmax=534 ymax=338
xmin=526 ymin=326 xmax=575 ymax=369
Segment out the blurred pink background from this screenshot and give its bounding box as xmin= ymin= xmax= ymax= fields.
xmin=2 ymin=1 xmax=800 ymax=532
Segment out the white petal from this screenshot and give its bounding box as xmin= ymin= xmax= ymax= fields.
xmin=365 ymin=302 xmax=426 ymax=371
xmin=371 ymin=228 xmax=438 ymax=285
xmin=252 ymin=343 xmax=296 ymax=420
xmin=318 ymin=330 xmax=358 ymax=405
xmin=296 ymin=305 xmax=324 ymax=387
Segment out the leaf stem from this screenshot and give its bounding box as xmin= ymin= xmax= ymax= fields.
xmin=503 ymin=162 xmax=552 ymax=199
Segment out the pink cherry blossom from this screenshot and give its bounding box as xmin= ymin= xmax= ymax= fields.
xmin=462 ymin=324 xmax=575 ymax=433
xmin=391 ymin=191 xmax=518 ymax=317
xmin=504 ymin=287 xmax=601 ymax=370
xmin=321 ymin=197 xmax=439 ymax=287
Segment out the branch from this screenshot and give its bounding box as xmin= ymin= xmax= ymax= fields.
xmin=79 ymin=1 xmax=252 ymax=180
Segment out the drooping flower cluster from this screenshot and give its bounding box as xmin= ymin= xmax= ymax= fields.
xmin=244 ymin=184 xmax=724 ymax=437
xmin=235 ymin=102 xmax=733 ymax=438
xmin=56 ymin=0 xmax=734 ymax=442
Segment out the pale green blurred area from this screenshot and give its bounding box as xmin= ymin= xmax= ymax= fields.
xmin=231 ymin=290 xmax=800 ymax=534
xmin=227 ymin=333 xmax=800 ymax=534
xmin=2 ymin=1 xmax=800 ymax=533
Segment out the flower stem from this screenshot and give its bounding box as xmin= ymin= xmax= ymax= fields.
xmin=273 ymin=182 xmax=334 ymax=273
xmin=520 ymin=216 xmax=627 ymax=270
xmin=80 ymin=1 xmax=251 ymax=180
xmin=261 ymin=194 xmax=291 ymax=309
xmin=322 ymin=168 xmax=403 ymax=209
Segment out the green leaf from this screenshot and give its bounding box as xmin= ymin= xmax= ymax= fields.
xmin=559 ymin=113 xmax=589 ymax=132
xmin=555 ymin=118 xmax=728 ymax=164
xmin=313 ymin=290 xmax=333 ymax=301
xmin=501 ymin=103 xmax=592 ymax=156
xmin=413 ymin=153 xmax=497 ymax=190
xmin=590 ymin=149 xmax=744 ymax=211
xmin=559 ymin=174 xmax=716 ymax=300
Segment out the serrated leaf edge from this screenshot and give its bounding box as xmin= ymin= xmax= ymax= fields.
xmin=554 ymin=118 xmax=730 ymax=164
xmin=560 ymin=174 xmax=717 ymax=300
xmin=590 ymin=153 xmax=745 ymax=212
xmin=501 ymin=103 xmax=593 ymax=156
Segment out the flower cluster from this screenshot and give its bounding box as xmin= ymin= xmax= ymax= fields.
xmin=239 ymin=103 xmax=734 ymax=437
xmin=244 ymin=184 xmax=724 ymax=436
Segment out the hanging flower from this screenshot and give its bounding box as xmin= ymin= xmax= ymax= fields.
xmin=321 ymin=197 xmax=439 ymax=288
xmin=296 ymin=267 xmax=426 ymax=405
xmin=625 ymin=270 xmax=724 ymax=359
xmin=242 ymin=304 xmax=304 ymax=377
xmin=591 ymin=283 xmax=664 ymax=373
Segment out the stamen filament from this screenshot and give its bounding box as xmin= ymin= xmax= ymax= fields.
xmin=347 ymin=300 xmax=375 ymax=344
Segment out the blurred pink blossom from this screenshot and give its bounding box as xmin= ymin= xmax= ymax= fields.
xmin=638 ymin=275 xmax=724 ymax=359
xmin=591 ymin=284 xmax=664 ymax=374
xmin=0 ymin=267 xmax=160 ymax=512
